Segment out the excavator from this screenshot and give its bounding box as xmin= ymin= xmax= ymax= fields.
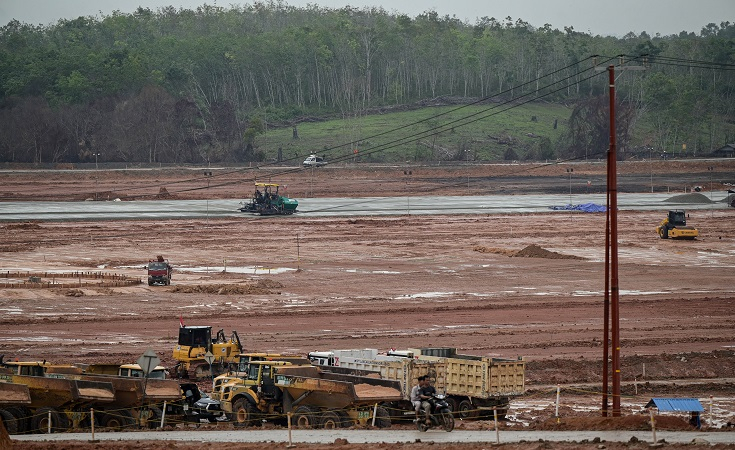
xmin=173 ymin=326 xmax=242 ymax=380
xmin=656 ymin=210 xmax=699 ymax=240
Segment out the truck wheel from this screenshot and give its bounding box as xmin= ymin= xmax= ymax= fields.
xmin=77 ymin=409 xmax=100 ymax=431
xmin=100 ymin=409 xmax=135 ymax=431
xmin=0 ymin=409 xmax=19 ymax=435
xmin=233 ymin=399 xmax=255 ymax=427
xmin=146 ymin=406 xmax=163 ymax=429
xmin=446 ymin=398 xmax=458 ymax=416
xmin=31 ymin=407 xmax=68 ymax=433
xmin=374 ymin=406 xmax=391 ymax=428
xmin=319 ymin=411 xmax=341 ymax=429
xmin=5 ymin=407 xmax=29 ymax=434
xmin=457 ymin=400 xmax=477 ymax=419
xmin=292 ymin=406 xmax=316 ymax=429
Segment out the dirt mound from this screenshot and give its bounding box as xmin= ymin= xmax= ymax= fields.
xmin=64 ymin=289 xmax=85 ymax=297
xmin=171 ymin=280 xmax=283 ymax=295
xmin=473 ymin=244 xmax=583 ymax=260
xmin=156 ymin=186 xmax=173 ymax=198
xmin=664 ymin=192 xmax=712 ymax=204
xmin=473 ymin=246 xmax=517 ymax=256
xmin=512 ymin=244 xmax=584 ymax=260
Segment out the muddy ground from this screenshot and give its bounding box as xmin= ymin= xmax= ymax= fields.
xmin=1 ymin=160 xmax=734 ymax=449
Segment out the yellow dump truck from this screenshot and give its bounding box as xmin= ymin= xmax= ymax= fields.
xmin=0 ymin=360 xmax=182 ymax=433
xmin=211 ymin=353 xmax=311 ymax=401
xmin=1 ymin=370 xmax=116 ymax=433
xmin=309 ymin=347 xmax=525 ymax=419
xmin=53 ymin=367 xmax=182 ymax=429
xmin=221 ymin=361 xmax=402 ymax=429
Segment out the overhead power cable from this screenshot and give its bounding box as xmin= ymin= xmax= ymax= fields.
xmin=94 ymin=55 xmax=603 ymax=199
xmin=166 ymin=55 xmax=616 ymax=197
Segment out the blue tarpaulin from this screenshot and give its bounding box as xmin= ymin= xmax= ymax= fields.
xmin=550 ymin=203 xmax=607 ymax=213
xmin=645 ymin=398 xmax=704 ymax=412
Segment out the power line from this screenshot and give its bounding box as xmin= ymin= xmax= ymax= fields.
xmin=84 ymin=56 xmax=605 ymax=199
xmin=170 ymin=56 xmax=615 ymax=197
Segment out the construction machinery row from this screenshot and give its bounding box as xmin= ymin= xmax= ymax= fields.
xmin=0 ymin=359 xmax=224 ymax=435
xmin=209 ymin=345 xmax=524 ymax=429
xmin=1 ymin=336 xmax=525 ymax=434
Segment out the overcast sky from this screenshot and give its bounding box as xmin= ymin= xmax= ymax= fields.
xmin=1 ymin=0 xmax=733 ymax=37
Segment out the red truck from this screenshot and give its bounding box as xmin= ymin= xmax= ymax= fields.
xmin=147 ymin=255 xmax=172 ymax=286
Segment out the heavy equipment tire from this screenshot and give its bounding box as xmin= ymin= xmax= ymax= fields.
xmin=457 ymin=399 xmax=477 ymax=419
xmin=445 ymin=398 xmax=458 ymax=416
xmin=31 ymin=407 xmax=68 ymax=433
xmin=291 ymin=406 xmax=316 ymax=429
xmin=232 ymin=399 xmax=255 ymax=427
xmin=5 ymin=407 xmax=29 ymax=434
xmin=100 ymin=409 xmax=136 ymax=431
xmin=374 ymin=406 xmax=391 ymax=429
xmin=146 ymin=406 xmax=163 ymax=429
xmin=0 ymin=409 xmax=19 ymax=435
xmin=660 ymin=226 xmax=669 ymax=239
xmin=335 ymin=410 xmax=352 ymax=428
xmin=442 ymin=411 xmax=455 ymax=432
xmin=319 ymin=411 xmax=341 ymax=429
xmin=76 ymin=410 xmax=100 ymax=431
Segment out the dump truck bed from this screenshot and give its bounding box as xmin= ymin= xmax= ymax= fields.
xmin=9 ymin=374 xmax=116 ymax=408
xmin=317 ymin=348 xmax=525 ymax=400
xmin=0 ymin=380 xmax=32 ymax=405
xmin=275 ymin=373 xmax=402 ymax=409
xmin=64 ymin=374 xmax=180 ymax=407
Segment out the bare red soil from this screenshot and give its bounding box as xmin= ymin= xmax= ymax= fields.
xmin=1 ymin=161 xmax=734 ymax=449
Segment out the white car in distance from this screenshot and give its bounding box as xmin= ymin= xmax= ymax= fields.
xmin=303 ymin=154 xmax=326 ymax=167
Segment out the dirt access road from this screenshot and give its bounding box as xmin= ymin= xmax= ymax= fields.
xmin=1 ymin=160 xmax=734 ymax=449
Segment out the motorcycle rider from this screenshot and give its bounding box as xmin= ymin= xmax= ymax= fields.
xmin=419 ymin=376 xmax=437 ymax=424
xmin=410 ymin=375 xmax=425 ymax=421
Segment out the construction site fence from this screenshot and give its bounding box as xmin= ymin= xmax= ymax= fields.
xmin=2 ymin=386 xmax=728 ymax=435
xmin=0 ymin=271 xmax=141 ymax=288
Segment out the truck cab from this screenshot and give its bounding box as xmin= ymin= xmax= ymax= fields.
xmin=147 ymin=256 xmax=172 ymax=286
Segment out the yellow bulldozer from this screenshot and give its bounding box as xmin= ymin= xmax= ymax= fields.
xmin=173 ymin=326 xmax=242 ymax=380
xmin=656 ymin=210 xmax=699 ymax=240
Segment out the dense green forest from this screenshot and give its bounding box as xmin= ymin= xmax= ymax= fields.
xmin=1 ymin=2 xmax=734 ymax=165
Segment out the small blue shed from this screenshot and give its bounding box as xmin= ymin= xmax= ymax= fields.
xmin=645 ymin=398 xmax=704 ymax=428
xmin=645 ymin=398 xmax=704 ymax=412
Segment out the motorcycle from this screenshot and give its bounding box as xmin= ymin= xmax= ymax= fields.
xmin=417 ymin=394 xmax=454 ymax=432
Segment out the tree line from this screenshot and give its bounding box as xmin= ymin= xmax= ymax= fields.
xmin=1 ymin=1 xmax=733 ymax=164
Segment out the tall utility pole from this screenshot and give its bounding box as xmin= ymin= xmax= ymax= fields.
xmin=607 ymin=65 xmax=621 ymax=417
xmin=598 ymin=58 xmax=645 ymax=417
